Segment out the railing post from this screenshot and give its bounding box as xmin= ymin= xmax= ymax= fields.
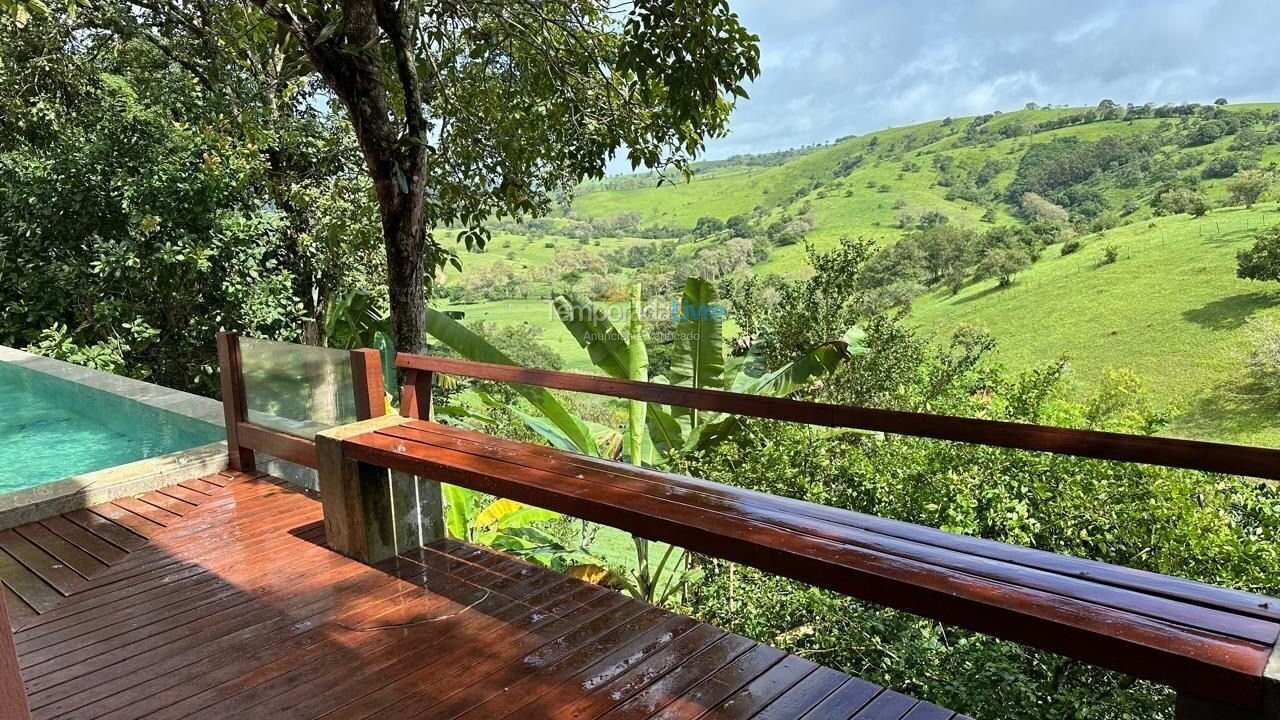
xmin=216 ymin=331 xmax=255 ymax=473
xmin=400 ymin=368 xmax=434 ymax=420
xmin=349 ymin=348 xmax=386 ymax=421
xmin=0 ymin=593 xmax=32 ymax=720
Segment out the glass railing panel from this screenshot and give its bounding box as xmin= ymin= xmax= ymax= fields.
xmin=239 ymin=337 xmax=358 ymax=438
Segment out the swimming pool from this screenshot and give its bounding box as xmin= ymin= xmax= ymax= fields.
xmin=0 ymin=361 xmax=222 ymax=492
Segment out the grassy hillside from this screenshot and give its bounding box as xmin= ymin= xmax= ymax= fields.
xmin=568 ymin=103 xmax=1280 ymax=274
xmin=435 ymin=101 xmax=1280 ymax=445
xmin=911 ymin=203 xmax=1280 ymax=446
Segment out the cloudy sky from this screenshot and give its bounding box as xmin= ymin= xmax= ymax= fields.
xmin=696 ymin=0 xmax=1280 ymax=160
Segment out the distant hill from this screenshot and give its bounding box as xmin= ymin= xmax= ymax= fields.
xmin=911 ymin=203 xmax=1280 ymax=446
xmin=439 ymin=101 xmax=1280 ymax=444
xmin=566 ymin=102 xmax=1280 ymax=270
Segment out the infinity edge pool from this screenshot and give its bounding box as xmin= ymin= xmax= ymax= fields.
xmin=0 ymin=346 xmax=229 ymax=529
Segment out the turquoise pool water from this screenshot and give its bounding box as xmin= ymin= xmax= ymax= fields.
xmin=0 ymin=362 xmax=221 ymax=492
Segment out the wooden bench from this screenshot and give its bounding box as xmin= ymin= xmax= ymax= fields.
xmin=339 ymin=417 xmax=1280 ymax=718
xmin=293 ymin=350 xmax=1280 ymax=718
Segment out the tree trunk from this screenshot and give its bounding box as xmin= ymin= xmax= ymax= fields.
xmin=372 ymin=163 xmax=429 ymax=359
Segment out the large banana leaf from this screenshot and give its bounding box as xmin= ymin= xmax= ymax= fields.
xmin=669 ymin=277 xmax=725 ymax=391
xmin=442 ymin=484 xmax=475 ymax=540
xmin=683 ymin=333 xmax=865 ymax=454
xmin=669 ymin=278 xmax=725 ymax=427
xmin=425 ymin=307 xmax=595 ymax=453
xmin=554 ymin=296 xmax=631 ymax=380
xmin=644 ymin=404 xmax=685 ymax=461
xmin=625 ymin=283 xmax=648 ymax=465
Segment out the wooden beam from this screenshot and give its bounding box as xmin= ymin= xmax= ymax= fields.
xmin=395 ymin=353 xmax=1280 ymax=482
xmin=237 ymin=422 xmax=317 ymax=469
xmin=216 ymin=332 xmax=255 ymax=472
xmin=349 ymin=348 xmax=386 ymax=421
xmin=0 ymin=592 xmax=31 ymax=720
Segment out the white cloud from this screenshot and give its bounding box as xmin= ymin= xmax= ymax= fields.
xmin=690 ymin=0 xmax=1280 ymax=161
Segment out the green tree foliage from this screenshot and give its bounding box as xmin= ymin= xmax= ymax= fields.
xmin=1153 ymin=184 xmax=1210 ymax=217
xmin=1237 ymin=226 xmax=1280 ymax=284
xmin=1225 ymin=169 xmax=1272 ymax=208
xmin=1007 ymin=135 xmax=1152 ymax=216
xmin=1186 ymin=119 xmax=1226 ymax=146
xmin=693 ymin=215 xmax=727 ymax=238
xmin=0 ymin=21 xmax=304 ymax=390
xmin=725 ymin=214 xmax=753 ymax=237
xmin=242 ymin=0 xmax=761 ymax=357
xmin=974 ymin=247 xmax=1032 ymax=286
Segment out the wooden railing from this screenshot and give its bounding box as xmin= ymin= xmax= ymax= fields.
xmin=216 ymin=332 xmax=1280 ymax=482
xmin=396 ymin=352 xmax=1280 ymax=482
xmin=216 ymin=332 xmax=385 ymax=472
xmin=215 ymin=339 xmax=1280 ymax=717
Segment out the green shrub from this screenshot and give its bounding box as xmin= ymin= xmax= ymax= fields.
xmin=1100 ymin=244 xmax=1120 ymax=265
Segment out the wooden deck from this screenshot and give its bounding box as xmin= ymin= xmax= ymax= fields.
xmin=1 ymin=471 xmax=961 ymax=719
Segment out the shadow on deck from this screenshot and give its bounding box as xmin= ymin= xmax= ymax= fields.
xmin=0 ymin=471 xmax=960 ymax=720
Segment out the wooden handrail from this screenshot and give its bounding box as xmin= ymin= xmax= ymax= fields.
xmin=397 ymin=353 xmax=1280 ymax=482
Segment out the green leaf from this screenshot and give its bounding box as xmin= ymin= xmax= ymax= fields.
xmin=669 ymin=277 xmax=725 ymax=426
xmin=315 ymin=22 xmax=337 ymax=44
xmin=625 ymin=283 xmax=648 ymax=464
xmin=442 ymin=484 xmax=474 ymax=540
xmin=426 ymin=308 xmax=595 ymax=453
xmin=554 ymin=296 xmax=631 ymax=379
xmin=644 ymin=404 xmax=685 ymax=461
xmin=737 ymin=342 xmax=849 ymax=397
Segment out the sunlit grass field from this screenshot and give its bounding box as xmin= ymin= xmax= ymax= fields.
xmin=911 ymin=203 xmax=1280 ymax=446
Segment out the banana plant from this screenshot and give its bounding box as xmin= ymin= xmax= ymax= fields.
xmin=425 ymin=277 xmax=865 ymax=467
xmin=441 ymin=485 xmax=610 ymax=577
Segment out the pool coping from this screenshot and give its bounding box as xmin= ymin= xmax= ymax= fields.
xmin=0 ymin=345 xmax=315 ymax=529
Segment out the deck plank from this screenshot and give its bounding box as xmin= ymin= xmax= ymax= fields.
xmin=0 ymin=551 xmax=61 ymax=614
xmin=111 ymin=497 xmax=182 ymax=527
xmin=85 ymin=503 xmax=165 ymax=539
xmin=13 ymin=522 xmax=107 ymax=580
xmin=0 ymin=530 xmax=86 ymax=596
xmin=3 ymin=587 xmax=37 ymax=632
xmin=5 ymin=472 xmax=955 ymax=720
xmin=38 ymin=516 xmax=128 ymax=566
xmin=63 ymin=509 xmax=147 ymax=551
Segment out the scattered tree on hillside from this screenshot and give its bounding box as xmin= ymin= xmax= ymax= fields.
xmin=1187 ymin=120 xmax=1227 ymax=146
xmin=693 ymin=216 xmax=726 ymax=238
xmin=1215 ymin=97 xmax=1229 ymax=106
xmin=1019 ymin=192 xmax=1069 ymax=224
xmin=1226 ymin=170 xmax=1273 ymax=208
xmin=1237 ymin=226 xmax=1280 ymax=284
xmin=974 ymin=247 xmax=1031 ymax=287
xmin=1154 ymin=185 xmax=1210 ymax=217
xmin=725 ymin=214 xmax=753 ymax=237
xmin=1201 ymin=155 xmax=1246 ymax=179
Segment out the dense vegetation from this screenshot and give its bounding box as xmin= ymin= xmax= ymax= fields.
xmin=7 ymin=4 xmax=1280 ymax=717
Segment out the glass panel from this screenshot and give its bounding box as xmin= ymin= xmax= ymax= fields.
xmin=240 ymin=337 xmax=358 ymax=438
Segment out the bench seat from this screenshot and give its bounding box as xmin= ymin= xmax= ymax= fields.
xmin=343 ymin=418 xmax=1280 ymax=713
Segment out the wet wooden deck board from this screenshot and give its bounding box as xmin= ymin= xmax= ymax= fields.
xmin=0 ymin=470 xmax=231 ymax=627
xmin=6 ymin=472 xmax=957 ymax=719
